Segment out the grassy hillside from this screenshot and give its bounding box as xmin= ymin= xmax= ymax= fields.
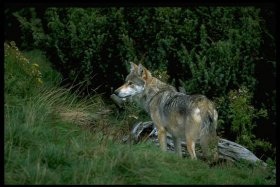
xmin=4 ymin=42 xmax=276 ymax=184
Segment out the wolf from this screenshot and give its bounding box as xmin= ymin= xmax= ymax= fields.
xmin=114 ymin=62 xmax=219 ymax=161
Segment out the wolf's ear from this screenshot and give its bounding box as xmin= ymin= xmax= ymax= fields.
xmin=129 ymin=62 xmax=138 ymax=72
xmin=138 ymin=63 xmax=151 ymax=81
xmin=138 ymin=63 xmax=145 ymax=76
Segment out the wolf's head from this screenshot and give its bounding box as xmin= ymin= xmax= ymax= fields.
xmin=114 ymin=62 xmax=152 ymax=98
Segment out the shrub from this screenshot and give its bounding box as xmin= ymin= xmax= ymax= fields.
xmin=214 ymin=86 xmax=271 ymax=155
xmin=12 ymin=7 xmax=263 ymax=97
xmin=227 ymin=86 xmax=271 ymax=153
xmin=4 ymin=41 xmax=43 ymax=101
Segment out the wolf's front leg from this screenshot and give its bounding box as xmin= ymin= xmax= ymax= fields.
xmin=157 ymin=127 xmax=167 ymax=152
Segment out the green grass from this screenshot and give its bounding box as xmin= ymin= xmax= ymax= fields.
xmin=4 ymin=42 xmax=276 ymax=184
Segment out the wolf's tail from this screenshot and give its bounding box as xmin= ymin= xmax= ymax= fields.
xmin=199 ymin=108 xmax=219 ymax=161
xmin=201 ymin=108 xmax=218 ymax=136
xmin=208 ymin=108 xmax=218 ymax=134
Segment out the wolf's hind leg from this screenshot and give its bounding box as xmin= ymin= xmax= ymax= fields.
xmin=199 ymin=135 xmax=210 ymax=160
xmin=200 ymin=134 xmax=219 ymax=162
xmin=186 ymin=138 xmax=197 ymax=159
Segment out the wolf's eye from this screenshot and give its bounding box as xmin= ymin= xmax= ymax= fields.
xmin=127 ymin=81 xmax=133 ymax=85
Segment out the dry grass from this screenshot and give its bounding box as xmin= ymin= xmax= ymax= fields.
xmin=58 ymin=108 xmax=112 ymax=126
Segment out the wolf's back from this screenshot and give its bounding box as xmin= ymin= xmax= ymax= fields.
xmin=153 ymin=92 xmax=218 ymax=135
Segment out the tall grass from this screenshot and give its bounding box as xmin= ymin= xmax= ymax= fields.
xmin=4 ymin=42 xmax=275 ymax=184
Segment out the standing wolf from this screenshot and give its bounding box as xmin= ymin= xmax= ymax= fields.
xmin=114 ymin=62 xmax=219 ymax=161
